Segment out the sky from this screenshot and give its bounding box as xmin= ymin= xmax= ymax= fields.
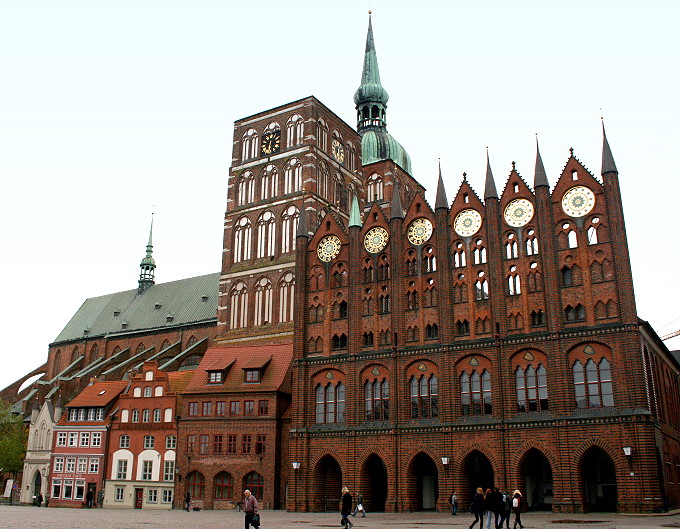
xmin=1 ymin=1 xmax=679 ymax=391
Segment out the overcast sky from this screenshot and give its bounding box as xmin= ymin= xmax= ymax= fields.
xmin=1 ymin=1 xmax=678 ymax=391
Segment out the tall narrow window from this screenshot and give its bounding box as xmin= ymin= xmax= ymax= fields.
xmin=278 ymin=273 xmax=295 ymax=323
xmin=461 ymin=370 xmax=492 ymax=415
xmin=516 ymin=364 xmax=549 ymax=411
xmin=233 ymin=217 xmax=252 ymax=263
xmin=286 ymin=114 xmax=304 ymax=147
xmin=573 ymin=358 xmax=614 ymax=408
xmin=229 ymin=282 xmax=249 ymax=329
xmin=281 ymin=205 xmax=299 ymax=254
xmin=253 ymin=278 xmax=273 ymax=326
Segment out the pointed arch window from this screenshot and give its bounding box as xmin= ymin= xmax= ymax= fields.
xmin=278 ymin=272 xmax=295 ymax=323
xmin=233 ymin=217 xmax=252 ymax=263
xmin=229 ymin=282 xmax=249 ymax=329
xmin=378 ymin=256 xmax=390 ymax=280
xmin=508 ymin=266 xmax=521 ymax=295
xmin=281 ymin=205 xmax=299 ymax=254
xmin=187 ymin=471 xmax=205 ymax=499
xmin=461 ymin=370 xmax=492 ymax=415
xmin=525 ymin=229 xmax=539 ymax=255
xmin=425 ymin=323 xmax=439 ymax=340
xmin=237 ymin=171 xmax=255 ymax=206
xmin=407 ymin=290 xmax=418 ymax=310
xmin=568 ymin=230 xmax=578 ymax=248
xmin=424 ymin=287 xmax=437 ymax=307
xmin=347 ymin=141 xmax=356 ymax=171
xmin=516 ymin=364 xmax=549 ymax=411
xmin=473 ymin=239 xmax=487 ymax=264
xmin=565 ymin=304 xmax=586 ymax=322
xmin=410 ymin=374 xmax=438 ymax=419
xmin=423 ymin=247 xmax=437 ymax=272
xmin=213 ymin=472 xmax=234 ymax=499
xmin=315 ymin=382 xmax=345 ymax=423
xmin=456 ymin=319 xmax=470 ymax=336
xmin=475 ymin=278 xmax=489 ymax=300
xmin=505 ymin=233 xmax=519 ymax=259
xmin=260 ymin=164 xmax=278 ymax=201
xmin=365 ymin=378 xmax=389 ymax=421
xmin=317 ymin=162 xmax=329 ymax=198
xmin=316 ymin=119 xmax=328 ymax=151
xmin=243 ymin=472 xmax=264 ymax=500
xmin=362 ymin=260 xmax=374 ymax=282
xmin=286 ymin=114 xmax=304 ymax=147
xmin=379 ymin=293 xmax=391 ymax=314
xmin=256 ymin=211 xmax=276 ymax=258
xmin=367 ymin=173 xmax=384 ymax=201
xmin=253 ymin=278 xmax=273 ymax=326
xmin=573 ymin=358 xmax=614 ymax=408
xmin=453 ymin=242 xmax=466 ymax=267
xmin=284 ymin=158 xmax=302 ymax=194
xmin=241 ymin=129 xmax=258 ymax=161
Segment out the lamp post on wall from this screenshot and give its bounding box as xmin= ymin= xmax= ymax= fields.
xmin=292 ymin=462 xmax=301 ymax=512
xmin=623 ymin=446 xmax=634 ymax=476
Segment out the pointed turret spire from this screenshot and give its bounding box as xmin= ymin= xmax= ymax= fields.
xmin=296 ymin=206 xmax=309 ymax=238
xmin=601 ymin=121 xmax=618 ymax=174
xmin=435 ymin=160 xmax=448 ymax=210
xmin=354 ymin=12 xmax=389 ymax=133
xmin=391 ymin=181 xmax=404 ymax=219
xmin=534 ymin=136 xmax=549 ymax=188
xmin=484 ymin=150 xmax=498 ymax=199
xmin=349 ymin=195 xmax=363 ymax=228
xmin=138 ymin=214 xmax=156 ymax=294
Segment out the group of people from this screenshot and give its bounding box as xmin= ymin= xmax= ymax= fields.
xmin=465 ymin=488 xmax=524 ymax=529
xmin=340 ymin=487 xmax=367 ymax=527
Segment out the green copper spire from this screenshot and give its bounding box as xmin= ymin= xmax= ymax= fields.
xmin=349 ymin=195 xmax=363 ymax=228
xmin=138 ymin=214 xmax=156 ymax=294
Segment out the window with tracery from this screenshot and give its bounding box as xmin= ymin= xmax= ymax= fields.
xmin=461 ymin=370 xmax=492 ymax=415
xmin=233 ymin=216 xmax=252 ymax=263
xmin=316 ymin=119 xmax=328 ymax=151
xmin=367 ymin=173 xmax=384 ymax=201
xmin=237 ymin=172 xmax=255 ymax=206
xmin=253 ymin=278 xmax=273 ymax=325
xmin=516 ymin=364 xmax=549 ymax=411
xmin=315 ymin=382 xmax=345 ymax=423
xmin=229 ymin=282 xmax=249 ymax=329
xmin=505 ymin=233 xmax=518 ymax=259
xmin=410 ymin=374 xmax=438 ymax=419
xmin=284 ymin=158 xmax=302 ymax=194
xmin=453 ymin=242 xmax=466 ymax=267
xmin=525 ymin=229 xmax=539 ymax=255
xmin=425 ymin=323 xmax=439 ymax=339
xmin=473 ymin=239 xmax=487 ymax=264
xmin=508 ymin=265 xmax=521 ymax=295
xmin=423 ymin=247 xmax=437 ymax=272
xmin=475 ymin=278 xmax=489 ymax=300
xmin=365 ymin=378 xmax=389 ymax=421
xmin=573 ymin=358 xmax=614 ymax=408
xmin=241 ymin=129 xmax=258 ymax=161
xmin=286 ymin=114 xmax=304 ymax=147
xmin=281 ymin=205 xmax=299 ymax=254
xmin=187 ymin=471 xmax=205 ymax=499
xmin=256 ymin=211 xmax=276 ymax=258
xmin=279 ymin=273 xmax=295 ymax=323
xmin=565 ymin=304 xmax=586 ymax=322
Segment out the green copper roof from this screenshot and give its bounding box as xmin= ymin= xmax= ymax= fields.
xmin=349 ymin=195 xmax=362 ymax=227
xmin=353 ymin=16 xmax=389 ymax=107
xmin=362 ymin=129 xmax=412 ymax=174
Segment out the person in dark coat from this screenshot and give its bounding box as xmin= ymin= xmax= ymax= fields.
xmin=184 ymin=492 xmax=191 ymax=511
xmin=497 ymin=490 xmax=512 ymax=529
xmin=483 ymin=488 xmax=494 ymax=529
xmin=511 ymin=490 xmax=524 ymax=529
xmin=470 ymin=487 xmax=485 ymax=529
xmin=352 ymin=493 xmax=366 ymax=517
xmin=341 ymin=487 xmax=354 ymax=529
xmin=86 ymin=489 xmax=94 ymax=508
xmin=243 ymin=489 xmax=259 ymax=529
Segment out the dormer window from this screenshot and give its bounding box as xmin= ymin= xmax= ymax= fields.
xmin=208 ymin=371 xmax=224 ymax=384
xmin=245 ymin=370 xmax=261 ymax=383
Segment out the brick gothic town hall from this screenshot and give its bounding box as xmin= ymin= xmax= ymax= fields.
xmin=8 ymin=15 xmax=680 ymax=514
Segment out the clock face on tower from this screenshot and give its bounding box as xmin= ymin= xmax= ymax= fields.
xmin=407 ymin=218 xmax=433 ymax=245
xmin=364 ymin=227 xmax=389 ymax=253
xmin=504 ymin=198 xmax=535 ymax=227
xmin=317 ymin=235 xmax=341 ymax=262
xmin=261 ymin=130 xmax=281 ymax=156
xmin=331 ymin=139 xmax=345 ymax=163
xmin=454 ymin=209 xmax=482 ymax=237
xmin=561 ymin=186 xmax=595 ymax=217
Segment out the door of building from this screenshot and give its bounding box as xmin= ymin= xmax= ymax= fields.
xmin=87 ymin=483 xmax=97 ymax=507
xmin=135 ymin=488 xmax=144 ymax=509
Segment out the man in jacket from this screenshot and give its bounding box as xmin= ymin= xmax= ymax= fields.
xmin=244 ymin=489 xmax=259 ymax=529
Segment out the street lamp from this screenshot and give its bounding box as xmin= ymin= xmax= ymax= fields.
xmin=292 ymin=462 xmax=301 ymax=511
xmin=622 ymin=446 xmax=632 ymax=457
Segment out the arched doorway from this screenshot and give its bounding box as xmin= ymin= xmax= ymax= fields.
xmin=408 ymin=452 xmax=439 ymax=511
xmin=313 ymin=455 xmax=342 ymax=512
xmin=360 ymin=454 xmax=387 ymax=512
xmin=520 ymin=448 xmax=553 ymax=510
xmin=581 ymin=446 xmax=617 ymax=511
xmin=462 ymin=450 xmax=494 ymax=504
xmin=33 ymin=471 xmax=42 ymax=500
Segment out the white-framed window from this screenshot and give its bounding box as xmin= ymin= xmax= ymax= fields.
xmin=63 ymin=479 xmax=73 ymax=499
xmin=164 ymin=408 xmax=173 ymax=422
xmin=281 ymin=205 xmax=299 ymax=254
xmin=144 ymin=435 xmax=155 ymax=449
xmin=116 ymin=459 xmax=128 ymax=480
xmin=133 ymin=387 xmax=142 ymax=398
xmin=148 ymin=489 xmax=158 ymax=503
xmin=153 ymin=409 xmax=161 ymax=422
xmin=78 ymin=457 xmax=87 ymax=473
xmin=119 ymin=434 xmax=130 ymax=448
xmin=65 ymin=457 xmax=76 ymax=472
xmin=88 ymin=408 xmax=95 ymax=420
xmin=142 ymin=460 xmax=153 ymax=481
xmin=286 ymin=114 xmax=304 ymax=147
xmin=92 ymin=432 xmax=101 ymax=447
xmin=279 ymin=272 xmax=295 ymax=323
xmin=75 ymin=480 xmax=85 ymax=500
xmin=229 ymin=281 xmax=249 ymax=329
xmin=68 ymin=432 xmax=78 ymax=447
xmin=284 ymin=158 xmax=302 ymax=194
xmin=144 ymin=387 xmax=152 ymax=397
xmin=96 ymin=408 xmax=104 ymax=420
xmin=78 ymin=409 xmax=85 ymax=421
xmin=166 ymin=435 xmax=177 ymax=449
xmin=121 ymin=409 xmax=129 ymax=423
xmin=69 ymin=409 xmax=77 ymax=421
xmin=54 ymin=457 xmax=64 ymax=473
xmin=57 ymin=432 xmax=67 ymax=446
xmin=237 ymin=171 xmax=255 ymax=206
xmin=256 ymin=210 xmax=276 ymax=258
xmin=162 ymin=489 xmax=173 ymax=504
xmin=115 ymin=487 xmax=124 ymax=501
xmin=163 ymin=461 xmax=175 ymax=481
xmin=233 ymin=216 xmax=252 ymax=264
xmin=142 ymin=409 xmax=150 ymax=423
xmin=253 ymin=277 xmax=273 ymax=326
xmin=242 ymin=128 xmax=259 ymax=161
xmin=132 ymin=409 xmax=140 ymax=422
xmin=367 ymin=173 xmax=384 ymax=201
xmin=80 ymin=432 xmax=90 ymax=447
xmin=51 ymin=479 xmax=62 ymax=499
xmin=154 ymin=386 xmax=163 ymax=396
xmin=89 ymin=458 xmax=99 ymax=474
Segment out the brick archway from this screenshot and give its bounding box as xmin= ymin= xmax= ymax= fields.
xmin=359 ymin=453 xmax=387 ymax=512
xmin=517 ymin=448 xmax=553 ymax=510
xmin=580 ymin=446 xmax=617 ymax=512
xmin=406 ymin=452 xmax=439 ymax=511
xmin=312 ymin=454 xmax=342 ymax=512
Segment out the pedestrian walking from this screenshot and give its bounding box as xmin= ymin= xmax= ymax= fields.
xmin=511 ymin=490 xmax=524 ymax=529
xmin=85 ymin=489 xmax=94 ymax=508
xmin=184 ymin=492 xmax=191 ymax=512
xmin=36 ymin=493 xmax=43 ymax=507
xmin=341 ymin=487 xmax=353 ymax=528
xmin=470 ymin=487 xmax=485 ymax=529
xmin=483 ymin=488 xmax=494 ymax=529
xmin=497 ymin=490 xmax=512 ymax=529
xmin=352 ymin=493 xmax=366 ymax=517
xmin=244 ymin=489 xmax=260 ymax=529
xmin=450 ymin=491 xmax=458 ymax=515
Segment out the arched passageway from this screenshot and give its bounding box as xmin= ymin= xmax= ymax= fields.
xmin=519 ymin=448 xmax=553 ymax=510
xmin=407 ymin=452 xmax=439 ymax=511
xmin=461 ymin=450 xmax=494 ymax=505
xmin=359 ymin=454 xmax=387 ymax=512
xmin=581 ymin=446 xmax=617 ymax=511
xmin=313 ymin=455 xmax=342 ymax=512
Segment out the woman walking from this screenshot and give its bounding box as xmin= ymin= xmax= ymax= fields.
xmin=470 ymin=487 xmax=485 ymax=529
xmin=341 ymin=487 xmax=354 ymax=529
xmin=511 ymin=490 xmax=524 ymax=529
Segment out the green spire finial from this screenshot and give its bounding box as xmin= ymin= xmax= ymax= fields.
xmin=138 ymin=213 xmax=156 ymax=294
xmin=349 ymin=195 xmax=363 ymax=228
xmin=354 ymin=13 xmax=389 ymax=132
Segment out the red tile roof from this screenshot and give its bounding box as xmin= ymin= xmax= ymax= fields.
xmin=167 ymin=370 xmax=194 ymax=394
xmin=66 ymin=380 xmax=128 ymax=408
xmin=184 ymin=343 xmax=293 ymax=394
